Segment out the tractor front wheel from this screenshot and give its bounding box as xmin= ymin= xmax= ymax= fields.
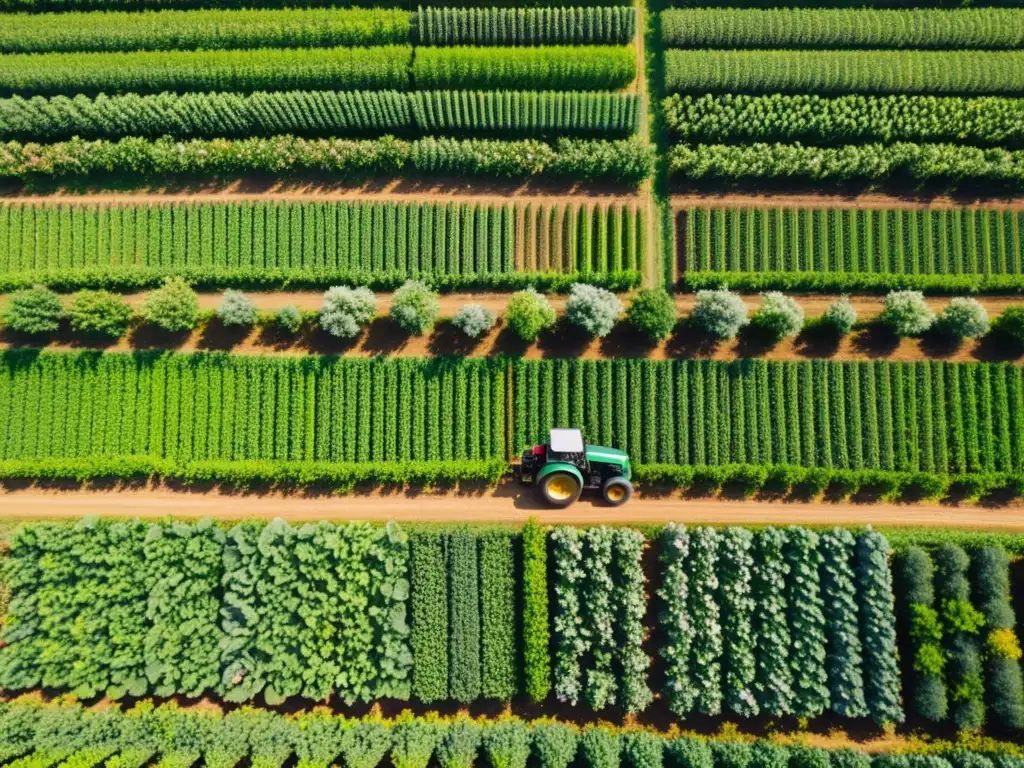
xmin=602 ymin=476 xmax=633 ymax=506
xmin=539 ymin=471 xmax=582 ymax=508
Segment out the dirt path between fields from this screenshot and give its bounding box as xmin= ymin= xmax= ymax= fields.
xmin=671 ymin=192 xmax=1024 ymax=211
xmin=2 ymin=486 xmax=1022 ymax=529
xmin=3 ymin=291 xmax=1022 ymax=363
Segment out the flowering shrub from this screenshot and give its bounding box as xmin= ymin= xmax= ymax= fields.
xmin=320 ymin=286 xmax=375 ymax=338
xmin=691 ymin=288 xmax=748 ymax=340
xmin=659 ymin=524 xmax=696 ymax=716
xmin=564 ymin=283 xmax=623 ymax=338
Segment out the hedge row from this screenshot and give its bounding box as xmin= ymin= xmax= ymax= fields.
xmin=661 ymin=9 xmax=1024 ymax=49
xmin=665 ymin=50 xmax=1024 ymax=96
xmin=0 ymin=90 xmax=640 ymax=142
xmin=0 ymin=136 xmax=655 ymax=184
xmin=662 ymin=93 xmax=1024 ymax=148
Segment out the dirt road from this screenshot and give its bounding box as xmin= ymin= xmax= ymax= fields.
xmin=3 ymin=487 xmax=1022 ymax=529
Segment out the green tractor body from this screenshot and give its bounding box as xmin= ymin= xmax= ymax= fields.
xmin=517 ymin=428 xmax=633 ymax=507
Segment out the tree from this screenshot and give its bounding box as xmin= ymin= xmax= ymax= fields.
xmin=820 ymin=296 xmax=857 ymax=336
xmin=451 ymin=304 xmax=495 ymax=339
xmin=627 ymin=288 xmax=676 ymax=341
xmin=995 ymin=306 xmax=1024 ymax=344
xmin=277 ymin=305 xmax=302 ymax=334
xmin=389 ymin=280 xmax=440 ymax=336
xmin=143 ymin=277 xmax=200 ymax=332
xmin=2 ymin=285 xmax=63 ymax=334
xmin=564 ymin=283 xmax=623 ymax=338
xmin=752 ymin=292 xmax=804 ymax=341
xmin=67 ymin=290 xmax=133 ymax=338
xmin=690 ymin=288 xmax=748 ymax=339
xmin=320 ymin=286 xmax=375 ymax=338
xmin=937 ymin=298 xmax=989 ymax=340
xmin=216 ymin=290 xmax=257 ymax=327
xmin=505 ymin=288 xmax=556 ymax=341
xmin=879 ymin=290 xmax=934 ymax=337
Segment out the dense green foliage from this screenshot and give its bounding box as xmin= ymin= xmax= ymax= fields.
xmin=626 ymin=288 xmax=676 ymax=341
xmin=0 ymin=90 xmax=640 ymax=142
xmin=662 ymin=9 xmax=1024 ymax=49
xmin=141 ymin=276 xmax=198 ymax=331
xmin=413 ymin=45 xmax=634 ymax=90
xmin=480 ymin=532 xmax=517 ymax=701
xmin=0 ymin=200 xmax=643 ymax=292
xmin=1 ymin=285 xmax=62 ymax=334
xmin=855 ymin=531 xmax=904 ymax=726
xmin=410 ymin=532 xmax=448 ymax=703
xmin=896 ymin=547 xmax=948 ymax=722
xmin=682 ymin=206 xmax=1024 ymax=292
xmin=66 ymin=289 xmax=134 ymax=337
xmin=0 ymin=8 xmax=410 ymax=53
xmin=448 ymin=528 xmax=482 ymax=703
xmin=663 ymin=94 xmax=1024 ymax=148
xmin=416 ymin=6 xmax=635 ymax=45
xmin=521 ymin=518 xmax=551 ymax=703
xmin=0 ymin=46 xmax=412 ymax=97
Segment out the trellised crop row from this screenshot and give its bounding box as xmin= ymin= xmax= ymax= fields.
xmin=662 ymin=93 xmax=1024 ymax=148
xmin=681 ymin=206 xmax=1024 ymax=291
xmin=662 ymin=8 xmax=1024 ymax=50
xmin=415 ymin=6 xmax=635 ymax=45
xmin=0 ymin=199 xmax=644 ymax=291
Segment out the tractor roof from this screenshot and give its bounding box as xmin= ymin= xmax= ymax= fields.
xmin=549 ymin=428 xmax=584 ymax=453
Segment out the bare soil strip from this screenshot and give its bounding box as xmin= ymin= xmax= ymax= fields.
xmin=2 ymin=486 xmax=1021 ymax=529
xmin=671 ymin=192 xmax=1024 ymax=211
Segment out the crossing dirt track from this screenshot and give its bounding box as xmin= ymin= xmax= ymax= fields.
xmin=3 ymin=487 xmax=1023 ymax=529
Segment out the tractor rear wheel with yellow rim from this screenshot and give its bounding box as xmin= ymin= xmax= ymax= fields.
xmin=539 ymin=471 xmax=582 ymax=508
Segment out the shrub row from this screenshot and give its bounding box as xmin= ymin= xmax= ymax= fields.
xmin=416 ymin=6 xmax=635 ymax=45
xmin=668 ymin=142 xmax=1024 ymax=189
xmin=665 ymin=50 xmax=1024 ymax=96
xmin=0 ymin=46 xmax=413 ymax=97
xmin=522 ymin=517 xmax=551 ymax=704
xmin=448 ymin=527 xmax=482 ymax=702
xmin=662 ymin=9 xmax=1024 ymax=50
xmin=0 ymin=199 xmax=645 ymax=290
xmin=663 ymin=93 xmax=1024 ymax=148
xmin=0 ymin=7 xmax=410 ymax=54
xmin=0 ymin=135 xmax=655 ymax=184
xmin=0 ymin=90 xmax=640 ymax=143
xmin=410 ymin=532 xmax=448 ymax=703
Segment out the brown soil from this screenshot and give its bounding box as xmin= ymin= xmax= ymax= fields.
xmin=4 ymin=291 xmax=1022 ymax=363
xmin=2 ymin=484 xmax=1022 ymax=529
xmin=671 ymin=192 xmax=1024 ymax=211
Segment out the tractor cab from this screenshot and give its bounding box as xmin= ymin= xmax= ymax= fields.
xmin=517 ymin=428 xmax=633 ymax=507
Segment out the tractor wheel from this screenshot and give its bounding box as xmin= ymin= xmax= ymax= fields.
xmin=602 ymin=476 xmax=633 ymax=506
xmin=538 ymin=471 xmax=582 ymax=508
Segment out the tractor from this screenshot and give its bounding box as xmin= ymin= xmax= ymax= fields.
xmin=516 ymin=428 xmax=633 ymax=507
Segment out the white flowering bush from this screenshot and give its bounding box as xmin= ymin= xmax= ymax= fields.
xmin=390 ymin=280 xmax=440 ymax=336
xmin=752 ymin=292 xmax=804 ymax=341
xmin=320 ymin=286 xmax=375 ymax=338
xmin=691 ymin=288 xmax=748 ymax=340
xmin=821 ymin=296 xmax=857 ymax=335
xmin=855 ymin=531 xmax=904 ymax=726
xmin=216 ymin=290 xmax=257 ymax=327
xmin=720 ymin=528 xmax=758 ymax=717
xmin=689 ymin=526 xmax=723 ymax=714
xmin=937 ymin=297 xmax=989 ymax=340
xmin=564 ymin=283 xmax=623 ymax=338
xmin=583 ymin=526 xmax=617 ymax=711
xmin=551 ymin=526 xmax=585 ymax=706
xmin=880 ymin=290 xmax=934 ymax=337
xmin=785 ymin=526 xmax=829 ymax=717
xmin=659 ymin=524 xmax=696 ymax=716
xmin=819 ymin=528 xmax=868 ymax=718
xmin=613 ymin=527 xmax=652 ymax=714
xmin=752 ymin=528 xmax=794 ymax=716
xmin=451 ymin=303 xmax=495 ymax=339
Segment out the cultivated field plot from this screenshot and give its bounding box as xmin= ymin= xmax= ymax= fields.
xmin=680 ymin=205 xmax=1024 ymax=291
xmin=0 ymin=199 xmax=645 ymax=290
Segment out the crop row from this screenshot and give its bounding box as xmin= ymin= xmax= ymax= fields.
xmin=661 ymin=9 xmax=1024 ymax=49
xmin=682 ymin=206 xmax=1024 ymax=285
xmin=4 ymin=352 xmax=1024 ymax=480
xmin=2 ymin=703 xmax=1024 ymax=768
xmin=0 ymin=136 xmax=655 ymax=185
xmin=0 ymin=200 xmax=644 ymax=291
xmin=664 ymin=50 xmax=1024 ymax=95
xmin=663 ymin=94 xmax=1024 ymax=148
xmin=0 ymin=6 xmax=635 ymax=54
xmin=667 ymin=142 xmax=1024 ymax=189
xmin=0 ymin=90 xmax=640 ymax=143
xmin=0 ymin=45 xmax=634 ymax=98
xmin=2 ymin=0 xmax=635 ymax=10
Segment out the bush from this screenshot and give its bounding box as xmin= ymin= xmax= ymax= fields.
xmin=67 ymin=289 xmax=133 ymax=338
xmin=320 ymin=286 xmax=375 ymax=338
xmin=142 ymin=276 xmax=199 ymax=332
xmin=820 ymin=296 xmax=857 ymax=335
xmin=482 ymin=719 xmax=530 ymax=768
xmin=626 ymin=288 xmax=676 ymax=341
xmin=436 ymin=716 xmax=482 ymax=768
xmin=665 ymin=737 xmax=713 ymax=768
xmin=751 ymin=291 xmax=804 ymax=340
xmin=937 ymin=298 xmax=989 ymax=339
xmin=578 ymin=728 xmax=619 ymax=768
xmin=216 ymin=290 xmax=257 ymax=327
xmin=451 ymin=303 xmax=496 ymax=339
xmin=505 ymin=288 xmax=556 ymax=341
xmin=531 ymin=721 xmax=577 ymax=768
xmin=277 ymin=305 xmax=302 ymax=334
xmin=622 ymin=732 xmax=662 ymax=768
xmin=879 ymin=290 xmax=934 ymax=337
xmin=994 ymin=306 xmax=1024 ymax=343
xmin=690 ymin=287 xmax=748 ymax=340
xmin=390 ymin=280 xmax=440 ymax=336
xmin=1 ymin=285 xmax=63 ymax=334
xmin=564 ymin=283 xmax=623 ymax=338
